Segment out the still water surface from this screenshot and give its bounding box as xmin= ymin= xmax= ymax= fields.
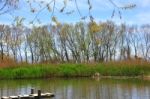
xmin=0 ymin=78 xmax=150 ymax=99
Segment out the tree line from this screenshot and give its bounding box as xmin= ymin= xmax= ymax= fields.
xmin=0 ymin=21 xmax=150 ymax=63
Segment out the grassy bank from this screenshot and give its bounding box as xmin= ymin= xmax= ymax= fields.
xmin=0 ymin=61 xmax=150 ymax=79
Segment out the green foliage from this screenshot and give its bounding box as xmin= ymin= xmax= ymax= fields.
xmin=89 ymin=21 xmax=102 ymax=34
xmin=95 ymin=66 xmax=142 ymax=76
xmin=0 ymin=63 xmax=149 ymax=79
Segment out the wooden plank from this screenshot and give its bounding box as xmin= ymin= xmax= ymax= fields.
xmin=37 ymin=90 xmax=41 ymax=99
xmin=31 ymin=89 xmax=34 ymax=94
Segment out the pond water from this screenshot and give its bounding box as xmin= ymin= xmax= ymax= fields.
xmin=0 ymin=78 xmax=150 ymax=99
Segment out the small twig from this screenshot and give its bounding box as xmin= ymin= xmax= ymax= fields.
xmin=108 ymin=0 xmax=136 ymax=10
xmin=0 ymin=0 xmax=8 ymax=11
xmin=108 ymin=0 xmax=120 ymax=9
xmin=0 ymin=9 xmax=11 ymax=15
xmin=51 ymin=0 xmax=56 ymax=18
xmin=74 ymin=0 xmax=82 ymax=17
xmin=32 ymin=0 xmax=54 ymax=23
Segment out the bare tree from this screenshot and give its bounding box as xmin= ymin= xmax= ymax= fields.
xmin=0 ymin=25 xmax=5 ymax=60
xmin=141 ymin=25 xmax=150 ymax=60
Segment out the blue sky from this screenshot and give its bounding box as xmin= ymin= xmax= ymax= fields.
xmin=0 ymin=0 xmax=150 ymax=25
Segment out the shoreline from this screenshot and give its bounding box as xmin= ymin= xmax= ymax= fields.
xmin=0 ymin=75 xmax=150 ymax=81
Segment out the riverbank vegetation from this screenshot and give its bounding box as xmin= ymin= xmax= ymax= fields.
xmin=0 ymin=60 xmax=150 ymax=79
xmin=0 ymin=21 xmax=150 ymax=79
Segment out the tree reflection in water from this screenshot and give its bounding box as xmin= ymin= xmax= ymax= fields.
xmin=0 ymin=78 xmax=149 ymax=99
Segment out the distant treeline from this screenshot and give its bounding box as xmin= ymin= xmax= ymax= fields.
xmin=0 ymin=21 xmax=150 ymax=63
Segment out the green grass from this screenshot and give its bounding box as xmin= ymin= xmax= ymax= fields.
xmin=0 ymin=63 xmax=150 ymax=79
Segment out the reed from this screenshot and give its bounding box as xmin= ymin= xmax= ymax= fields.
xmin=0 ymin=61 xmax=150 ymax=79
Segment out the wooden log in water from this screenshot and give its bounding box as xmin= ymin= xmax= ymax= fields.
xmin=31 ymin=93 xmax=55 ymax=99
xmin=1 ymin=97 xmax=9 ymax=99
xmin=1 ymin=92 xmax=55 ymax=99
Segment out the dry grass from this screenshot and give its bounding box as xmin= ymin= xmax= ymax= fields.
xmin=0 ymin=58 xmax=150 ymax=79
xmin=0 ymin=55 xmax=16 ymax=68
xmin=103 ymin=60 xmax=150 ymax=67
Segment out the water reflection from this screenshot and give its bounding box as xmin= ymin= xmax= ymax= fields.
xmin=0 ymin=78 xmax=150 ymax=99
